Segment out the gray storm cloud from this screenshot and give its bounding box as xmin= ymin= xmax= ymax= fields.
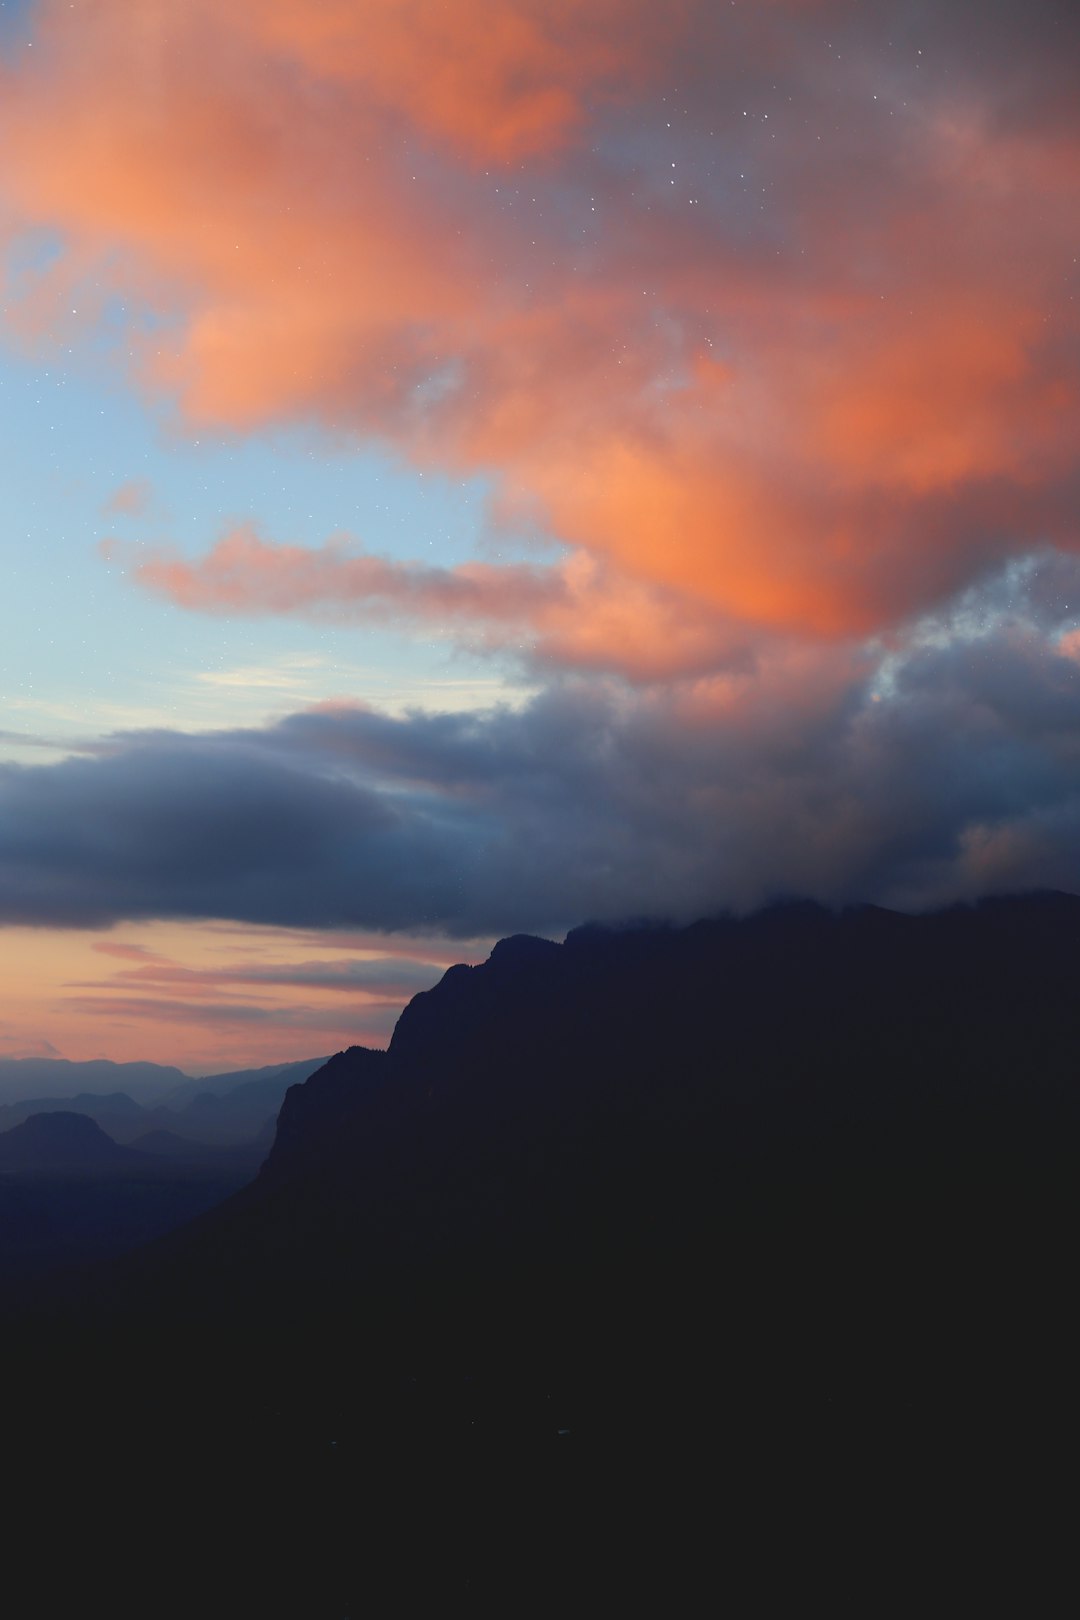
xmin=5 ymin=567 xmax=1080 ymax=936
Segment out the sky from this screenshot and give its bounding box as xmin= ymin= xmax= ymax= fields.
xmin=0 ymin=0 xmax=1078 ymax=1069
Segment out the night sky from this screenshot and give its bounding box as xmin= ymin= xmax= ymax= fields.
xmin=1 ymin=0 xmax=1078 ymax=1068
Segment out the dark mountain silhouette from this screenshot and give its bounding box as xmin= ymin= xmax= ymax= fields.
xmin=39 ymin=893 xmax=1080 ymax=1361
xmin=8 ymin=894 xmax=1080 ymax=1610
xmin=126 ymin=895 xmax=1080 ymax=1318
xmin=262 ymin=1045 xmax=388 ymax=1178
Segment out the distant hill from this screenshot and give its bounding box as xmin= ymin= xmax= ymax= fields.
xmin=0 ymin=1092 xmax=145 ymax=1137
xmin=173 ymin=1068 xmax=329 ymax=1143
xmin=160 ymin=1057 xmax=330 ymax=1109
xmin=0 ymin=1112 xmax=147 ymax=1175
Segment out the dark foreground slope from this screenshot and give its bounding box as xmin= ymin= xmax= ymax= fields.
xmin=7 ymin=896 xmax=1080 ymax=1611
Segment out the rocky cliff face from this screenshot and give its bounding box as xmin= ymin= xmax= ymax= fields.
xmin=107 ymin=891 xmax=1078 ymax=1386
xmin=260 ymin=892 xmax=1080 ymax=1193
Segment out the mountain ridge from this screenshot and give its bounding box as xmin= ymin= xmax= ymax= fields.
xmin=0 ymin=1057 xmax=331 ymax=1145
xmin=73 ymin=891 xmax=1080 ymax=1353
xmin=0 ymin=1053 xmax=332 ymax=1110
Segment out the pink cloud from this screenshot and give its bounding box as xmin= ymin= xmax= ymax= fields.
xmin=2 ymin=1 xmax=1078 ymax=665
xmin=101 ymin=478 xmax=152 ymax=518
xmin=92 ymin=941 xmax=170 ymax=964
xmin=110 ymin=524 xmax=757 ymax=681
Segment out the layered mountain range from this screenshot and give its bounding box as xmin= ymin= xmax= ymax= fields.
xmin=0 ymin=1055 xmax=329 ymax=1143
xmin=0 ymin=1057 xmax=331 ymax=1287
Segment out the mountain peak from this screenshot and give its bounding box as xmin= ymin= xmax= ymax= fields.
xmin=0 ymin=1110 xmax=145 ymax=1174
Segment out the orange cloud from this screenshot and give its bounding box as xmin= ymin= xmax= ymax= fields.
xmin=3 ymin=0 xmax=1079 ymax=663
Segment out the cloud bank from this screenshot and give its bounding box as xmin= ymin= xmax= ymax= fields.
xmin=6 ymin=560 xmax=1080 ymax=934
